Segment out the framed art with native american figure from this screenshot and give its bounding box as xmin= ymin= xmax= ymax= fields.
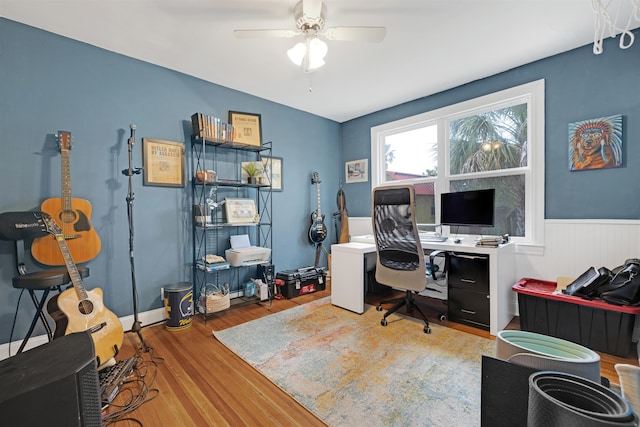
xmin=569 ymin=114 xmax=622 ymax=171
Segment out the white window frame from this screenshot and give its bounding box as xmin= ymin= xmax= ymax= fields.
xmin=371 ymin=80 xmax=545 ymax=251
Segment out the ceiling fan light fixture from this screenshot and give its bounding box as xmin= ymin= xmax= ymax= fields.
xmin=287 ymin=42 xmax=306 ymax=65
xmin=237 ymin=0 xmax=386 ymax=74
xmin=287 ymin=36 xmax=328 ymax=72
xmin=307 ymin=37 xmax=328 ymax=69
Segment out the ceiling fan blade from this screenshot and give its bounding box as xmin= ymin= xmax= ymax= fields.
xmin=302 ymin=0 xmax=323 ymax=20
xmin=233 ymin=29 xmax=300 ymax=39
xmin=323 ymin=26 xmax=387 ymax=43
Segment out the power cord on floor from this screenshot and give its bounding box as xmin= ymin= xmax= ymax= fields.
xmin=102 ymin=345 xmax=164 ymax=426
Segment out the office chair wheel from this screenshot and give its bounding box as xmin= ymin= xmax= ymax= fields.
xmin=424 ymin=326 xmax=431 ymax=334
xmin=381 ymin=318 xmax=388 ymax=326
xmin=438 ymin=314 xmax=446 ymax=321
xmin=376 ymin=305 xmax=383 ymax=312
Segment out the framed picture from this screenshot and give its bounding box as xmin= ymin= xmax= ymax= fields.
xmin=345 ymin=159 xmax=368 ymax=183
xmin=261 ymin=156 xmax=283 ymax=191
xmin=568 ymin=114 xmax=623 ymax=171
xmin=225 ymin=198 xmax=258 ymax=224
xmin=228 ymin=111 xmax=262 ymax=146
xmin=142 ymin=138 xmax=185 ymax=187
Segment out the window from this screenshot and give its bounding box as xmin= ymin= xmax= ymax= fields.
xmin=371 ymin=80 xmax=544 ymax=247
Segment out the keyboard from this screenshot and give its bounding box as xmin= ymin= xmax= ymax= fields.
xmin=420 ymin=234 xmax=449 ymax=243
xmin=99 ymin=357 xmax=137 ymax=404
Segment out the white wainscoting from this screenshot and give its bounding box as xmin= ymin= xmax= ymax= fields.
xmin=516 ymin=219 xmax=640 ymax=282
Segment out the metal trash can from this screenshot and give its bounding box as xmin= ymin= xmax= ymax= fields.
xmin=163 ymin=282 xmax=193 ymax=331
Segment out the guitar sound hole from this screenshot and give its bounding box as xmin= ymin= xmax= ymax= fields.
xmin=78 ymin=300 xmax=94 ymax=315
xmin=60 ymin=210 xmax=78 ymax=224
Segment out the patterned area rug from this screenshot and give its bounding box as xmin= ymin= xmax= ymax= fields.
xmin=213 ymin=297 xmax=496 ymax=427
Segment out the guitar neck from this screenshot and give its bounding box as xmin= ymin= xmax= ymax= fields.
xmin=57 ymin=131 xmax=74 ymax=213
xmin=316 ymin=182 xmax=322 ymax=218
xmin=61 ymin=148 xmax=73 ymax=212
xmin=53 ymin=234 xmax=88 ymax=300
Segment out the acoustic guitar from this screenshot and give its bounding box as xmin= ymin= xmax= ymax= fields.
xmin=308 ymin=172 xmax=327 ymax=244
xmin=32 ymin=131 xmax=101 ymax=265
xmin=42 ymin=213 xmax=123 ymax=367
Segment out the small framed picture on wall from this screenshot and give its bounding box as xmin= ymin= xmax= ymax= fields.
xmin=261 ymin=156 xmax=283 ymax=191
xmin=568 ymin=114 xmax=622 ymax=171
xmin=345 ymin=159 xmax=368 ymax=183
xmin=142 ymin=138 xmax=185 ymax=187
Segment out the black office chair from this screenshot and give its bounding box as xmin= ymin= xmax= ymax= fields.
xmin=372 ymin=184 xmax=443 ymax=334
xmin=0 ymin=211 xmax=89 ymax=353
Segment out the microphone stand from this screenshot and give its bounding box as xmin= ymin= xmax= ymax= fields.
xmin=121 ymin=124 xmax=149 ymax=352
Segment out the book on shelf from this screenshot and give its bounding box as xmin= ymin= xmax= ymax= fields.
xmin=191 ymin=113 xmax=203 ymax=139
xmin=196 ymin=260 xmax=230 ymax=272
xmin=191 ymin=112 xmax=235 ymax=143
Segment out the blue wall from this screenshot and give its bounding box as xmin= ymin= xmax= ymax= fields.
xmin=0 ymin=19 xmax=341 ymax=344
xmin=341 ymin=30 xmax=640 ymax=219
xmin=1 ymin=17 xmax=639 ymax=346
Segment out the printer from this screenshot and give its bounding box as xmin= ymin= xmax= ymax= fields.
xmin=225 ymin=234 xmax=271 ymax=267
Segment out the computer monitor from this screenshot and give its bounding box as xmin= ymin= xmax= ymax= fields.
xmin=440 ymin=188 xmax=495 ymax=228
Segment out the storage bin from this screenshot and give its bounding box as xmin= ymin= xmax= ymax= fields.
xmin=276 ymin=266 xmax=327 ymax=299
xmin=513 ymin=278 xmax=640 ymax=357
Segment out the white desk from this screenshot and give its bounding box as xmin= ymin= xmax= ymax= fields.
xmin=330 ymin=236 xmax=516 ymax=336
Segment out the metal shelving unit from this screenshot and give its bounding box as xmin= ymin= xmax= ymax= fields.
xmin=190 ymin=135 xmax=273 ymax=318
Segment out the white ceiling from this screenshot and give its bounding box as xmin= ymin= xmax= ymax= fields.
xmin=1 ymin=0 xmax=638 ymax=122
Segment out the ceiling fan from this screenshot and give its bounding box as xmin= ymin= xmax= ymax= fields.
xmin=233 ymin=0 xmax=386 ymax=73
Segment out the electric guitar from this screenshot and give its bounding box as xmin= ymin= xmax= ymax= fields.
xmin=308 ymin=172 xmax=327 ymax=244
xmin=41 ymin=213 xmax=123 ymax=367
xmin=32 ymin=131 xmax=102 ymax=265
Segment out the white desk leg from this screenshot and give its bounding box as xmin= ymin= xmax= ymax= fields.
xmin=331 ymin=245 xmax=367 ymax=314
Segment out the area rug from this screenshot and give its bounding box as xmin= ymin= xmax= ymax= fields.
xmin=213 ymin=297 xmax=496 ymax=427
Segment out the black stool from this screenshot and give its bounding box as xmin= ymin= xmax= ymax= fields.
xmin=0 ymin=211 xmax=89 ymax=353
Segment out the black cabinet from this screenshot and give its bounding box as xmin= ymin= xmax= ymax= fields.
xmin=448 ymin=253 xmax=490 ymax=330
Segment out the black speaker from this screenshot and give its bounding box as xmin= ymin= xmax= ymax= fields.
xmin=481 ymin=355 xmax=540 ymax=427
xmin=0 ymin=331 xmax=102 ymax=426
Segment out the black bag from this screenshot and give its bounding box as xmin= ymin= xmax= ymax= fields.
xmin=595 ymin=259 xmax=640 ymax=306
xmin=563 ymin=266 xmax=612 ymax=297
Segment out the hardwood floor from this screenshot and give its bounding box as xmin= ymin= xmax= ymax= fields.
xmin=108 ymin=282 xmax=638 ymax=426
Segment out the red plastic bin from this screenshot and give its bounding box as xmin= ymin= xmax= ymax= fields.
xmin=513 ymin=278 xmax=640 ymax=357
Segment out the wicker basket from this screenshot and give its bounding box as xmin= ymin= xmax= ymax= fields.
xmin=198 ymin=283 xmax=230 ymax=313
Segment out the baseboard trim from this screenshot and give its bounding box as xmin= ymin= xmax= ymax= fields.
xmin=0 ymin=307 xmax=166 ymax=361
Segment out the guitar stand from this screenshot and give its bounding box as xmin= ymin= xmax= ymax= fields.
xmin=314 ymin=243 xmax=322 ymax=267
